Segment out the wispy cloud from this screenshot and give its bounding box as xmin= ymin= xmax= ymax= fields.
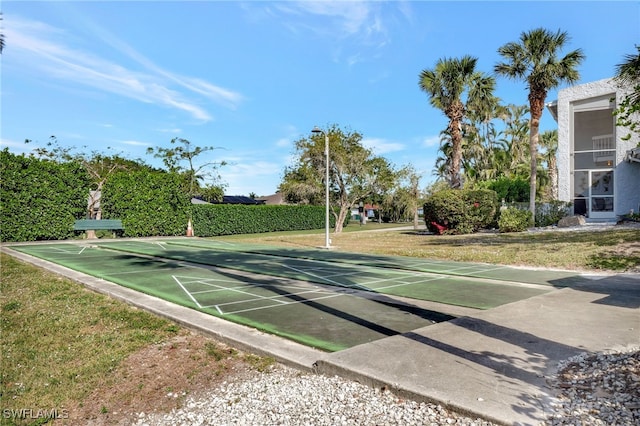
xmin=4 ymin=15 xmax=243 ymax=122
xmin=362 ymin=137 xmax=405 ymax=154
xmin=120 ymin=140 xmax=151 ymax=147
xmin=266 ymin=0 xmax=406 ymax=66
xmin=422 ymin=135 xmax=441 ymax=148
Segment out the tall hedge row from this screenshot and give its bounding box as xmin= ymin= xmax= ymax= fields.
xmin=191 ymin=204 xmax=331 ymax=236
xmin=101 ymin=169 xmax=191 ymax=237
xmin=1 ymin=148 xmax=331 ymax=241
xmin=0 ymin=149 xmax=90 ymax=242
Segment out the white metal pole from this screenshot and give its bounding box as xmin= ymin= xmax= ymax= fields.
xmin=325 ymin=133 xmax=330 ymax=249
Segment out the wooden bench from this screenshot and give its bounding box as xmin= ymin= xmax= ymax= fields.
xmin=73 ymin=219 xmax=124 ymax=238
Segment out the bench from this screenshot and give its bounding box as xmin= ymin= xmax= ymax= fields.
xmin=74 ymin=219 xmax=124 ymax=238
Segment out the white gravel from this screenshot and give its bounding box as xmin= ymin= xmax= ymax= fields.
xmin=134 ymin=348 xmax=639 ymax=426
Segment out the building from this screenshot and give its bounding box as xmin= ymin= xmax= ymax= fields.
xmin=547 ymin=78 xmax=640 ymax=221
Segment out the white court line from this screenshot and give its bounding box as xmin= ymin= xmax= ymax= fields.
xmin=189 ymin=281 xmax=313 ymax=295
xmin=33 ymin=246 xmax=87 ymax=255
xmin=206 ymin=287 xmax=335 ymax=310
xmin=190 ymin=280 xmax=292 ymax=305
xmin=172 ymin=275 xmax=203 ymax=309
xmin=282 ymin=263 xmax=371 ymax=291
xmin=216 ymin=292 xmax=348 ymax=315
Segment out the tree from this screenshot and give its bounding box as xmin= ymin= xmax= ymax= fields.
xmin=495 ymin=28 xmax=585 ymax=217
xmin=25 ymin=136 xmax=138 ymax=220
xmin=279 ymin=125 xmax=397 ymax=233
xmin=147 ymin=138 xmax=227 ymax=201
xmin=539 ymin=130 xmax=559 ymax=200
xmin=419 ymin=55 xmax=496 ymax=189
xmin=499 ymin=104 xmax=531 ymax=178
xmin=397 ymin=166 xmax=424 ymax=229
xmin=613 ymin=45 xmax=640 ymax=143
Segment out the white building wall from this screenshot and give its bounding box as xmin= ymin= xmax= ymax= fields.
xmin=556 ymin=78 xmax=640 ymax=218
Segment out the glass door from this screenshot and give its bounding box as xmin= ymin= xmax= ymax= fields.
xmin=589 ymin=170 xmax=614 ymax=219
xmin=573 ymin=170 xmax=615 ymax=219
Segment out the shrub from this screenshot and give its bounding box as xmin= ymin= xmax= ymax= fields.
xmin=498 ymin=207 xmax=533 ymax=232
xmin=535 ymin=200 xmax=572 ymax=227
xmin=478 ymin=176 xmax=530 ymax=202
xmin=102 ymin=169 xmax=191 ymax=237
xmin=423 ymin=188 xmax=499 ymax=234
xmin=0 ymin=149 xmax=89 ymax=242
xmin=191 ymin=204 xmax=331 ymax=236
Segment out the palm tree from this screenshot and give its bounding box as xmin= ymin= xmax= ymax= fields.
xmin=499 ymin=104 xmax=530 ymax=176
xmin=419 ymin=55 xmax=496 ymax=189
xmin=613 ymin=45 xmax=640 ymax=142
xmin=433 ymin=130 xmax=454 ymax=184
xmin=539 ymin=130 xmax=559 ymax=200
xmin=495 ymin=28 xmax=585 ymax=216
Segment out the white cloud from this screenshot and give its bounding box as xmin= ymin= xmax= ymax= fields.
xmin=422 ymin=135 xmax=441 ymax=148
xmin=0 ymin=138 xmax=30 ymax=154
xmin=120 ymin=140 xmax=151 ymax=147
xmin=361 ymin=137 xmax=405 ymax=154
xmin=268 ymin=0 xmax=398 ymax=66
xmin=155 ymin=128 xmax=182 ymax=134
xmin=4 ymin=15 xmax=243 ymax=122
xmin=222 ymin=159 xmax=284 ymax=196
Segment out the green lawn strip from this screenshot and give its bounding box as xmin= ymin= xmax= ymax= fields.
xmin=0 ymin=253 xmax=179 ymax=419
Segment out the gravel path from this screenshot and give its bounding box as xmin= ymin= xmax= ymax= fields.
xmin=134 ymin=348 xmax=639 ymax=426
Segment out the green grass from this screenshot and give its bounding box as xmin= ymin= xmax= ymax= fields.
xmin=0 ymin=253 xmax=179 ymax=424
xmin=217 ymin=227 xmax=640 ymax=272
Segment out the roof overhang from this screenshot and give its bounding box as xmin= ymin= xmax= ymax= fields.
xmin=546 ymin=101 xmax=558 ymax=122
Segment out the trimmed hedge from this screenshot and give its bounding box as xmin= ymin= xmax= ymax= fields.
xmin=101 ymin=169 xmax=191 ymax=237
xmin=423 ymin=189 xmax=499 ymax=234
xmin=191 ymin=204 xmax=332 ymax=236
xmin=0 ymin=149 xmax=89 ymax=242
xmin=1 ymin=148 xmax=336 ymax=241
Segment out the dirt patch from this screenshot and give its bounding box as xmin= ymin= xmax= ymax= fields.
xmin=610 ymin=241 xmax=640 ymax=272
xmin=63 ymin=331 xmax=269 ymax=425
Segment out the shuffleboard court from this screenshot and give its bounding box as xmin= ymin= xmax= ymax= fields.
xmin=160 ymin=237 xmax=583 ymax=287
xmin=10 ymin=239 xmax=580 ymax=351
xmin=10 ymin=243 xmax=454 ymax=351
xmin=87 ymin=239 xmax=567 ymax=309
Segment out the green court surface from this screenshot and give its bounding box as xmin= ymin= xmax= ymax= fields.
xmin=10 ymin=239 xmax=580 ymax=352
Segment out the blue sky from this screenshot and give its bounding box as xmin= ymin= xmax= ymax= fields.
xmin=2 ymin=1 xmax=639 ymax=196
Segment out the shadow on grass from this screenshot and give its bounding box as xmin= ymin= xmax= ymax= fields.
xmin=407 ymin=228 xmax=640 ymax=248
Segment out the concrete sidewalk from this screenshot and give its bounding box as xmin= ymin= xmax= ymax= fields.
xmin=315 ymin=274 xmax=640 ymax=425
xmin=4 ymin=247 xmax=639 ymax=425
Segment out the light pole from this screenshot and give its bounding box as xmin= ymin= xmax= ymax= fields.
xmin=312 ymin=126 xmax=331 ymax=249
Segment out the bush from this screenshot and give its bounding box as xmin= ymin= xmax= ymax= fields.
xmin=102 ymin=169 xmax=191 ymax=237
xmin=192 ymin=204 xmax=332 ymax=236
xmin=0 ymin=149 xmax=90 ymax=242
xmin=535 ymin=200 xmax=572 ymax=227
xmin=478 ymin=176 xmax=530 ymax=202
xmin=498 ymin=207 xmax=533 ymax=233
xmin=423 ymin=189 xmax=499 ymax=234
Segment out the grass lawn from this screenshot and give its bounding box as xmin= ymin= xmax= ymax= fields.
xmin=218 ymin=224 xmax=640 ymax=272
